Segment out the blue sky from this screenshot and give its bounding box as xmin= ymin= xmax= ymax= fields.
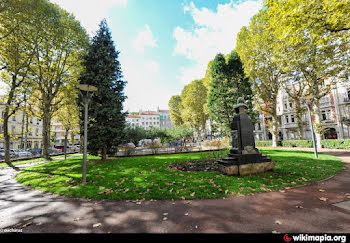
xmin=51 ymin=0 xmax=263 ymax=112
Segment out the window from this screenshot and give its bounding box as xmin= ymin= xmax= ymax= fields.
xmin=291 ymin=114 xmax=295 ymax=123
xmin=30 ymin=118 xmax=33 ymax=124
xmin=12 ymin=115 xmax=16 ymax=121
xmin=289 ymin=102 xmax=293 ymax=109
xmin=257 ymin=122 xmax=261 ymax=130
xmin=321 ymin=109 xmax=332 ymax=121
xmin=284 ymin=103 xmax=288 ymax=109
xmin=347 ymin=88 xmax=350 ymax=100
xmin=36 ymin=128 xmax=39 ymax=136
xmin=285 ymin=116 xmax=289 ymax=124
xmin=11 ymin=125 xmax=15 ymax=133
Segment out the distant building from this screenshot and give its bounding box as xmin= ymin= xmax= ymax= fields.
xmin=126 ymin=109 xmax=173 ymax=130
xmin=254 ymin=78 xmax=350 ymax=141
xmin=0 ymin=104 xmax=43 ymax=149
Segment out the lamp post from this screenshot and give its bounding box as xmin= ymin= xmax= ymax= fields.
xmin=305 ymin=99 xmax=318 ymax=158
xmin=78 ymin=84 xmax=98 ymax=184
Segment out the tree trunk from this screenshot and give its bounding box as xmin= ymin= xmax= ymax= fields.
xmin=271 ymin=114 xmax=279 ymax=147
xmin=313 ymin=99 xmax=323 ymax=149
xmin=64 ymin=128 xmax=69 ymax=160
xmin=42 ymin=104 xmax=51 ymax=160
xmin=101 ymin=147 xmax=107 ymax=162
xmin=3 ymin=112 xmax=12 ymax=166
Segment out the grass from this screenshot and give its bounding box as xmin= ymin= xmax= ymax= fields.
xmin=15 ymin=148 xmax=345 ymax=200
xmin=0 ymin=153 xmax=81 ymax=169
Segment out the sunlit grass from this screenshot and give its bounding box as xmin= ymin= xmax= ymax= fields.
xmin=15 ymin=149 xmax=345 ymax=200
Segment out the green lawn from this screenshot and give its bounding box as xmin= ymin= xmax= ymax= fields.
xmin=15 ymin=149 xmax=345 ymax=200
xmin=0 ymin=153 xmax=81 ymax=169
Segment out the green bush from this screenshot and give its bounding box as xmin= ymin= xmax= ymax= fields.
xmin=281 ymin=140 xmax=313 ymax=148
xmin=255 ymin=140 xmax=273 ymax=147
xmin=256 ymin=139 xmax=350 ymax=149
xmin=321 ymin=139 xmax=350 ymax=149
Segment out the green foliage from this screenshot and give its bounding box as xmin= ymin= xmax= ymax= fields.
xmin=180 ymin=80 xmax=209 ymax=136
xmin=168 ymin=95 xmax=183 ymax=127
xmin=281 ymin=140 xmax=314 ymax=148
xmin=321 ymin=139 xmax=350 ymax=149
xmin=255 ymin=140 xmax=273 ymax=147
xmin=208 ymin=51 xmax=256 ymax=136
xmin=123 ymin=125 xmax=147 ymax=145
xmin=79 ymin=20 xmax=126 ymax=160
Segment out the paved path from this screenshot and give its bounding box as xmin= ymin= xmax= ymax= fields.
xmin=0 ymin=149 xmax=349 ymax=233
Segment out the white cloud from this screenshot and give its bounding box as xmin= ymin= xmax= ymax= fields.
xmin=132 ymin=25 xmax=158 ymax=54
xmin=50 ymin=0 xmax=128 ymax=35
xmin=174 ymin=0 xmax=262 ymax=84
xmin=121 ymin=57 xmax=172 ymax=112
xmin=144 ymin=60 xmax=159 ymax=73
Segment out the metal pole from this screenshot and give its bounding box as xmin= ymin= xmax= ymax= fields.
xmin=307 ymin=103 xmax=318 ymax=158
xmin=82 ymin=94 xmax=89 ymax=184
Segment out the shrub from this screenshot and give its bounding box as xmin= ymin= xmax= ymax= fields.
xmin=255 ymin=140 xmax=273 ymax=147
xmin=119 ymin=144 xmax=136 ymax=156
xmin=321 ymin=139 xmax=350 ymax=149
xmin=146 ymin=141 xmax=162 ymax=154
xmin=281 ymin=140 xmax=313 ymax=148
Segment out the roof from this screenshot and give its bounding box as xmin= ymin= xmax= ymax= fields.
xmin=140 ymin=111 xmax=159 ymax=115
xmin=127 ymin=115 xmax=141 ymax=118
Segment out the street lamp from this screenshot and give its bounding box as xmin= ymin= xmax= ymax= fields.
xmin=78 ymin=84 xmax=98 ymax=184
xmin=305 ymin=98 xmax=318 ymax=158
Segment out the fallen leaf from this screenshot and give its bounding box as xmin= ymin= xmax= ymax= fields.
xmin=319 ymin=197 xmax=328 ymax=202
xmin=275 ymin=220 xmax=282 ymax=225
xmin=184 ymin=213 xmax=189 ymax=216
xmin=93 ymin=223 xmax=102 ymax=228
xmin=272 ymin=230 xmax=281 ymax=234
xmin=163 ymin=213 xmax=168 ymax=216
xmin=319 ymin=189 xmax=326 ymax=192
xmin=190 ymin=192 xmax=195 ymax=197
xmin=73 ymin=218 xmax=80 ymax=221
xmin=21 ymin=222 xmax=32 ymax=228
xmin=24 ymin=217 xmax=33 ymax=221
xmin=296 ymin=205 xmax=304 ymax=209
xmin=163 ymin=217 xmax=168 ymax=221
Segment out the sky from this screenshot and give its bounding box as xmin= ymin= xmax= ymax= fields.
xmin=50 ymin=0 xmax=263 ymax=112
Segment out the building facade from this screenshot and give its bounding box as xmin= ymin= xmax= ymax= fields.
xmin=0 ymin=104 xmax=43 ymax=149
xmin=253 ymin=78 xmax=350 ymax=141
xmin=126 ymin=109 xmax=173 ymax=130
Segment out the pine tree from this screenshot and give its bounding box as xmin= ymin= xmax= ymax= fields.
xmin=208 ymin=51 xmax=256 ymax=136
xmin=79 ymin=20 xmax=127 ymax=161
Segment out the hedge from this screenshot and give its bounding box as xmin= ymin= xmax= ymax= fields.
xmin=256 ymin=139 xmax=350 ymax=149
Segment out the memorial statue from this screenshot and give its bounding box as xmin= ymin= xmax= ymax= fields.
xmin=217 ymin=97 xmax=274 ymax=176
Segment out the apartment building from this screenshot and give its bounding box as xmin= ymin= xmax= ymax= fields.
xmin=51 ymin=120 xmax=80 ymax=146
xmin=254 ymin=78 xmax=350 ymax=141
xmin=126 ymin=109 xmax=173 ymax=130
xmin=0 ymin=104 xmax=43 ymax=149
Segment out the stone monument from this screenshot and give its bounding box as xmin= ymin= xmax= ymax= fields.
xmin=218 ymin=98 xmax=274 ymax=176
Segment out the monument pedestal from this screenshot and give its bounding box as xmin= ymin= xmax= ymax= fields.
xmin=217 ymin=98 xmax=274 ymax=176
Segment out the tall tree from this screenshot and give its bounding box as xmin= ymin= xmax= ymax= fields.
xmin=180 ymin=79 xmax=208 ymax=140
xmin=29 ymin=2 xmax=88 ymax=159
xmin=267 ymin=0 xmax=349 ymax=148
xmin=0 ymin=0 xmax=41 ymax=165
xmin=79 ymin=20 xmax=127 ymax=162
xmin=207 ymin=51 xmax=256 ymax=136
xmin=236 ymin=10 xmax=284 ymax=147
xmin=168 ymin=95 xmax=183 ymax=127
